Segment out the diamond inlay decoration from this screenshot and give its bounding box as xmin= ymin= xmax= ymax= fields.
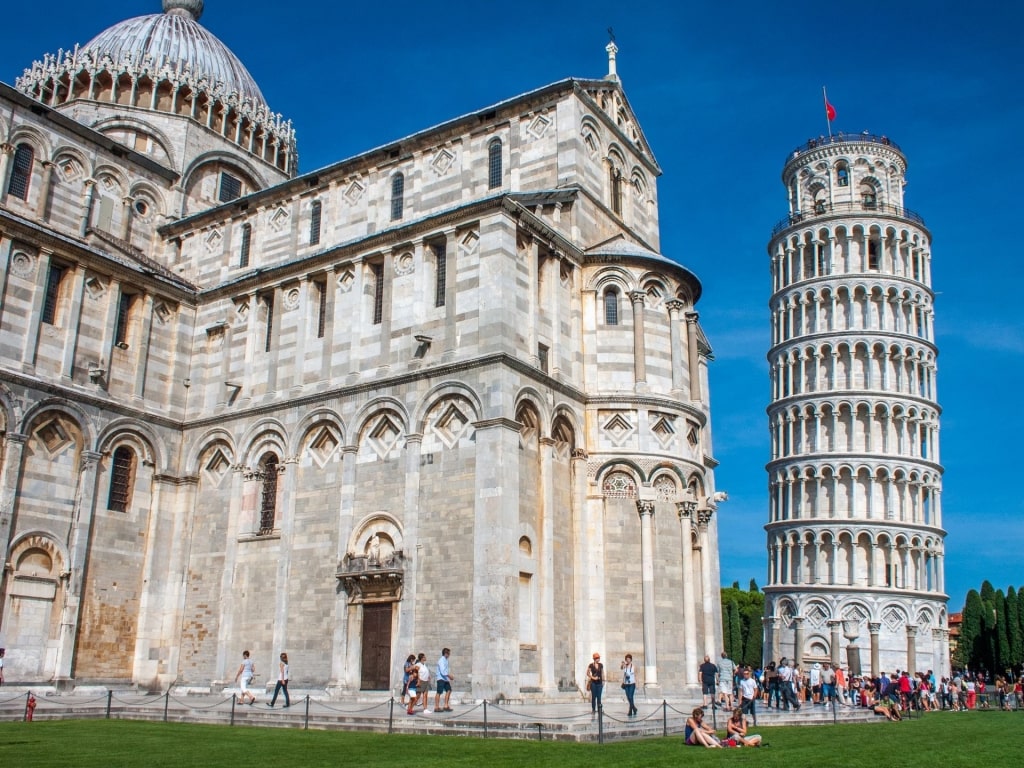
xmin=205 ymin=229 xmax=223 ymax=252
xmin=430 ymin=148 xmax=455 ymax=176
xmin=367 ymin=415 xmax=403 ymax=460
xmin=269 ymin=207 xmax=290 ymax=232
xmin=344 ymin=180 xmax=365 ymax=205
xmin=337 ymin=269 xmax=355 ymax=293
xmin=883 ymin=606 xmax=906 ymax=633
xmin=601 ymin=412 xmax=635 ymax=447
xmin=235 ymin=297 xmax=250 ymax=321
xmin=59 ymin=158 xmax=83 ymax=181
xmin=84 ymin=275 xmax=107 ymax=300
xmin=153 ymin=301 xmax=173 ymax=325
xmin=780 ymin=601 xmax=796 ymax=628
xmin=459 ymin=230 xmax=479 ymax=255
xmin=36 ymin=420 xmax=71 ymax=455
xmin=651 ymin=414 xmax=676 ymax=447
xmin=205 ymin=449 xmax=231 ymax=485
xmin=526 ymin=114 xmax=552 ymax=139
xmin=309 ymin=427 xmax=340 ymax=467
xmin=431 ymin=402 xmax=472 ymax=449
xmin=842 ymin=605 xmax=867 ymax=625
xmin=806 ymin=602 xmax=829 ymax=629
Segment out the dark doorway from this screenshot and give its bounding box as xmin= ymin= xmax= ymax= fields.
xmin=360 ymin=602 xmax=393 ymax=690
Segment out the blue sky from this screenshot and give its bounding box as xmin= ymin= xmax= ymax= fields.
xmin=3 ymin=0 xmax=1021 ymax=611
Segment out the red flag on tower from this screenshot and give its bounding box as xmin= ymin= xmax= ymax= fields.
xmin=822 ymin=86 xmax=836 ymax=138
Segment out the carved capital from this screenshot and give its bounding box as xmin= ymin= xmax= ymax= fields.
xmin=628 ymin=289 xmax=646 ymax=306
xmin=665 ymin=298 xmax=685 ymax=314
xmin=868 ymin=622 xmax=882 ymax=635
xmin=635 ymin=499 xmax=655 ymax=518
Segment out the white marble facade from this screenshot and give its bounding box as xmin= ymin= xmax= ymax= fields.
xmin=764 ymin=134 xmax=949 ymax=677
xmin=0 ymin=2 xmax=722 ymax=698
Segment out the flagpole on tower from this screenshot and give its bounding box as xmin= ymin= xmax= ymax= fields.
xmin=823 ymin=86 xmax=835 ymax=139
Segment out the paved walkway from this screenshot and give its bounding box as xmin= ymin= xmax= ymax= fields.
xmin=0 ymin=689 xmax=880 ymax=741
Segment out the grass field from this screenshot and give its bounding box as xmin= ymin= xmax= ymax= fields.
xmin=0 ymin=712 xmax=1017 ymax=767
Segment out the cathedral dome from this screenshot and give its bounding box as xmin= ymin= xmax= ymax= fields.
xmin=81 ymin=0 xmax=266 ymax=105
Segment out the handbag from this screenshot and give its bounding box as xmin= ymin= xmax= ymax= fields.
xmin=621 ymin=682 xmax=627 ymax=689
xmin=586 ymin=679 xmax=591 ymax=691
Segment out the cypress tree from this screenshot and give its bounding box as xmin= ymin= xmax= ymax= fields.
xmin=743 ymin=604 xmax=764 ymax=667
xmin=729 ymin=599 xmax=744 ymax=663
xmin=749 ymin=579 xmax=759 ymax=592
xmin=1017 ymin=586 xmax=1024 ymax=668
xmin=960 ymin=590 xmax=984 ymax=670
xmin=994 ymin=589 xmax=1009 ymax=672
xmin=1008 ymin=587 xmax=1023 ymax=669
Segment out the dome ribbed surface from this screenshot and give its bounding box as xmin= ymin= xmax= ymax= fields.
xmin=82 ymin=11 xmax=265 ymax=104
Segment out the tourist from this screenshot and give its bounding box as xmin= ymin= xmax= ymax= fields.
xmin=684 ymin=707 xmax=722 ymax=747
xmin=738 ymin=667 xmax=759 ymax=724
xmin=717 ymin=651 xmax=737 ymax=710
xmin=434 ymin=648 xmax=453 ymax=712
xmin=402 ymin=654 xmax=416 ymax=705
xmin=416 ymin=653 xmax=432 ymax=713
xmin=776 ymin=658 xmax=800 ymax=710
xmin=267 ymin=652 xmax=290 ymax=708
xmin=586 ymin=652 xmax=605 ymax=713
xmin=699 ymin=654 xmax=718 ymax=709
xmin=727 ymin=707 xmax=763 ymax=746
xmin=234 ymin=650 xmax=257 ymax=705
xmin=620 ymin=653 xmax=637 ymax=717
xmin=406 ymin=663 xmax=419 ymax=715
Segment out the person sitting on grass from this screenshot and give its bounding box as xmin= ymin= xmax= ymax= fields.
xmin=685 ymin=707 xmax=722 ymax=748
xmin=727 ymin=707 xmax=763 ymax=747
xmin=873 ymin=698 xmax=902 ymax=721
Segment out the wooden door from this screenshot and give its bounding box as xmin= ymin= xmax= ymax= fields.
xmin=360 ymin=603 xmax=393 ymax=690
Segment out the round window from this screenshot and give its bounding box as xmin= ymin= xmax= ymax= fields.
xmin=134 ymin=200 xmax=149 ymax=216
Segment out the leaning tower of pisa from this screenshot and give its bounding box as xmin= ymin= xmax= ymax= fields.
xmin=763 ymin=133 xmax=949 ymax=678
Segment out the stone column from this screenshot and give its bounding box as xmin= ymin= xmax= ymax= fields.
xmin=905 ymin=624 xmax=918 ymax=675
xmin=36 ymin=160 xmax=56 ymax=220
xmin=629 ymin=290 xmax=647 ymax=389
xmin=272 ymin=458 xmax=298 ymax=661
xmin=676 ymin=499 xmax=698 ymax=687
xmin=792 ymin=616 xmax=805 ymax=669
xmin=54 ymin=450 xmax=101 ymax=685
xmin=80 ymin=179 xmax=96 ymax=236
xmin=698 ymin=509 xmax=716 ymax=657
xmin=570 ymin=448 xmax=591 ymax=678
xmin=828 ymin=620 xmax=842 ymax=667
xmin=0 ymin=433 xmax=27 ymax=610
xmin=526 ymin=236 xmax=539 ymax=365
xmin=22 ymin=248 xmax=53 ymax=371
xmin=329 ymin=446 xmax=359 ymax=691
xmin=635 ymin=499 xmax=659 ymax=691
xmin=869 ymin=622 xmax=881 ymax=679
xmin=666 ymin=299 xmax=685 ymax=393
xmin=685 ymin=312 xmax=702 ymax=401
xmin=133 ymin=292 xmax=154 ymax=401
xmin=0 ymin=143 xmax=13 ymax=204
xmin=538 ymin=437 xmax=557 ymax=694
xmin=120 ymin=196 xmax=134 ymax=241
xmin=470 ymin=417 xmax=521 ymax=700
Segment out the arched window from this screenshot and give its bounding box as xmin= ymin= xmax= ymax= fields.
xmin=604 ymin=287 xmax=620 ymax=325
xmin=239 ymin=223 xmax=252 ymax=267
xmin=487 ymin=138 xmax=502 ymax=189
xmin=609 ymin=166 xmax=623 ymax=215
xmin=860 ymin=182 xmax=877 ymax=208
xmin=8 ymin=143 xmax=34 ymax=200
xmin=309 ymin=199 xmax=322 ymax=245
xmin=836 ymin=162 xmax=849 ymax=187
xmin=107 ymin=446 xmax=136 ymax=512
xmin=259 ymin=453 xmax=279 ymax=535
xmin=390 ymin=173 xmax=404 ymax=221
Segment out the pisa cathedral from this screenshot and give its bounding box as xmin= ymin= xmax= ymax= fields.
xmin=763 ymin=135 xmax=949 ymax=676
xmin=0 ymin=1 xmax=725 ymax=697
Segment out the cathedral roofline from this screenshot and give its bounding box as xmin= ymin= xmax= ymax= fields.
xmin=0 ymin=82 xmax=179 ymax=183
xmin=157 ymin=77 xmax=658 ymax=233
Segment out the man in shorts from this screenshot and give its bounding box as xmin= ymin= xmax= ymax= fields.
xmin=717 ymin=651 xmax=737 ymax=710
xmin=699 ymin=655 xmax=719 ymax=709
xmin=434 ymin=648 xmax=454 ymax=712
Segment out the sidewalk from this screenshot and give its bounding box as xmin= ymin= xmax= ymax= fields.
xmin=0 ymin=689 xmax=880 ymax=741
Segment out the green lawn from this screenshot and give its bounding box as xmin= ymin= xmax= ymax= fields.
xmin=0 ymin=712 xmax=1017 ymax=767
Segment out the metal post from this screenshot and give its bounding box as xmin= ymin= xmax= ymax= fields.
xmin=597 ymin=706 xmax=604 ymax=744
xmin=163 ymin=691 xmax=169 ymax=722
xmin=536 ymin=723 xmax=543 ymax=741
xmin=388 ymin=698 xmax=394 ymax=734
xmin=230 ymin=693 xmax=236 ymax=726
xmin=106 ymin=690 xmax=112 ymax=719
xmin=483 ymin=700 xmax=488 ymax=738
xmin=662 ymin=700 xmax=667 ymax=737
xmin=304 ymin=695 xmax=310 ymax=730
